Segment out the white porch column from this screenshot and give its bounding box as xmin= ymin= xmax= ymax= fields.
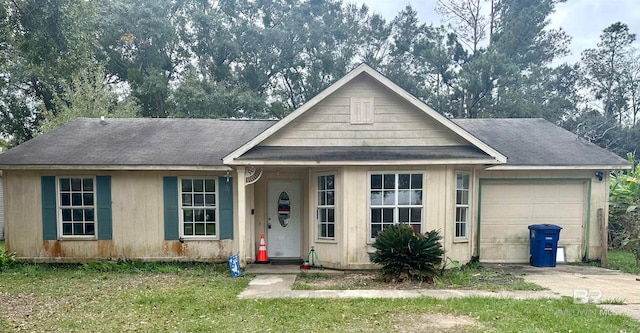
xmin=235 ymin=167 xmax=247 ymax=266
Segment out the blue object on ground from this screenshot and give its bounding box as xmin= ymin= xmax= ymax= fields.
xmin=528 ymin=224 xmax=562 ymax=267
xmin=228 ymin=253 xmax=242 ymax=278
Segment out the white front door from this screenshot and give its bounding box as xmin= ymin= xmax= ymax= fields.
xmin=267 ymin=181 xmax=302 ymax=258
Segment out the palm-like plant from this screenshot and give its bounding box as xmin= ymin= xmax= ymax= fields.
xmin=369 ymin=224 xmax=444 ymax=282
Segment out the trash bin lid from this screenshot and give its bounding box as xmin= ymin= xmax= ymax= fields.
xmin=528 ymin=224 xmax=563 ymax=230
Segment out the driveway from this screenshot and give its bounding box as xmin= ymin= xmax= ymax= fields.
xmin=492 ymin=264 xmax=640 ymax=320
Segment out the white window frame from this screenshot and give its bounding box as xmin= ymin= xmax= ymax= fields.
xmin=57 ymin=176 xmax=97 ymax=239
xmin=316 ymin=173 xmax=336 ymax=240
xmin=369 ymin=172 xmax=424 ymax=240
xmin=179 ymin=177 xmax=218 ymax=239
xmin=455 ymin=172 xmax=470 ymax=241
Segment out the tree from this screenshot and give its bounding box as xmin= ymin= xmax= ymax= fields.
xmin=436 ymin=0 xmax=489 ymax=53
xmin=39 ymin=63 xmax=139 ymax=133
xmin=581 ymin=22 xmax=637 ymax=123
xmin=0 ymin=0 xmax=99 ymax=146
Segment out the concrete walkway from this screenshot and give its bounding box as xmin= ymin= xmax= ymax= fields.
xmin=239 ymin=264 xmax=640 ymax=321
xmin=238 ymin=274 xmax=559 ymax=300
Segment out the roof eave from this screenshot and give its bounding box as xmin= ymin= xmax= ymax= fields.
xmin=485 ymin=164 xmax=632 ymax=171
xmin=227 ymin=158 xmax=502 ymax=166
xmin=0 ymin=164 xmax=233 ymax=171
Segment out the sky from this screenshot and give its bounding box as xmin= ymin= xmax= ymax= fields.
xmin=350 ymin=0 xmax=640 ymax=64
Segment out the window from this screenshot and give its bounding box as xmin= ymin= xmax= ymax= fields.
xmin=180 ymin=178 xmax=217 ymax=237
xmin=455 ymin=173 xmax=470 ymax=240
xmin=59 ymin=177 xmax=95 ymax=236
xmin=370 ymin=173 xmax=423 ymax=238
xmin=317 ymin=174 xmax=335 ymax=239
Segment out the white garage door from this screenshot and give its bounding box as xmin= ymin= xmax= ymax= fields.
xmin=480 ymin=182 xmax=586 ymax=263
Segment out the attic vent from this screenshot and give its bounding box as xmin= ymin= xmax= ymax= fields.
xmin=350 ymin=97 xmax=374 ymax=124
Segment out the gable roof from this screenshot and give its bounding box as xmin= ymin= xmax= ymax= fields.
xmin=0 ymin=118 xmax=276 ymax=170
xmin=223 ymin=63 xmax=507 ymax=165
xmin=454 ymin=118 xmax=630 ymax=169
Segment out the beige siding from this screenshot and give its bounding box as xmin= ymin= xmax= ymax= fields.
xmin=297 ymin=165 xmax=473 ymax=269
xmin=4 ymin=170 xmax=233 ymax=262
xmin=261 ymin=74 xmax=466 ymax=147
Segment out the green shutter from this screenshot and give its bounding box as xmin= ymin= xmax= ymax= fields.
xmin=218 ymin=176 xmax=234 ymax=240
xmin=163 ymin=176 xmax=179 ymax=240
xmin=96 ymin=176 xmax=112 ymax=240
xmin=41 ymin=176 xmax=57 ymax=240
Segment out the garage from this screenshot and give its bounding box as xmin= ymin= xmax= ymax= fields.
xmin=479 ymin=181 xmax=587 ymax=263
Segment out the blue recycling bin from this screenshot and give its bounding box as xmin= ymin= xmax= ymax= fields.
xmin=528 ymin=224 xmax=562 ymax=267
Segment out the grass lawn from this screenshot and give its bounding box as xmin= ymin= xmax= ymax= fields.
xmin=0 ymin=262 xmax=638 ymax=332
xmin=608 ymin=250 xmax=640 ymax=274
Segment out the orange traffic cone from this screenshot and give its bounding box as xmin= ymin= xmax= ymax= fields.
xmin=256 ymin=234 xmax=270 ymax=264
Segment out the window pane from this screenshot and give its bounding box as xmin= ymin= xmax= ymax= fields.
xmin=193 ymin=179 xmax=204 ymax=192
xmin=60 ymin=178 xmax=71 ymax=191
xmin=398 ymin=174 xmax=410 ymax=189
xmin=327 ymin=208 xmax=334 ymax=222
xmin=205 ymin=223 xmax=216 ymax=235
xmin=410 ymin=208 xmax=422 ymax=222
xmin=195 ymin=209 xmax=204 ymax=222
xmin=205 ymin=209 xmax=215 ymax=222
xmin=319 ymin=193 xmax=326 ymax=206
xmin=327 ymin=191 xmax=334 ymax=206
xmin=371 ymin=174 xmax=382 ymax=189
xmin=193 ymin=194 xmax=204 ymax=206
xmin=73 ymin=209 xmax=84 ymax=221
xmin=205 ymin=179 xmax=215 ymax=192
xmin=383 ymin=174 xmax=395 ymax=189
xmin=72 ymin=193 xmax=83 ymax=206
xmin=411 ymin=190 xmax=422 ymax=205
xmin=371 ymin=224 xmax=381 ymax=238
xmin=83 ymin=193 xmax=94 ymax=206
xmin=83 ymin=179 xmax=93 ymax=191
xmin=370 ymin=191 xmax=382 ymax=206
xmin=182 ymin=194 xmax=192 ymax=206
xmin=371 ymin=208 xmax=381 ymax=223
xmin=318 ymin=176 xmax=326 ymax=190
xmin=195 ymin=223 xmax=205 ymax=235
xmin=63 ymin=223 xmax=72 ymax=235
xmin=411 ymin=224 xmax=421 ymax=233
xmin=85 ymin=209 xmax=94 ymax=221
xmin=205 ymin=194 xmax=215 ymax=206
xmin=61 ymin=193 xmax=71 ymax=206
xmin=85 ymin=223 xmax=95 ymax=235
xmin=411 ymin=174 xmax=422 ymax=189
xmin=71 ymin=179 xmax=82 ymax=191
xmin=399 ymin=208 xmax=409 ymax=222
xmin=181 ymin=179 xmax=192 ymax=192
xmin=327 ymin=224 xmax=335 ymax=238
xmin=318 ymin=208 xmax=326 ymax=222
xmin=74 ymin=223 xmax=83 ymax=234
xmin=383 ymin=190 xmax=394 ymax=205
xmin=183 ymin=210 xmax=193 ymax=222
xmin=62 ymin=209 xmax=72 ymax=221
xmin=326 ymin=175 xmax=334 ymax=190
xmin=398 ymin=190 xmax=410 ymax=205
xmin=184 ymin=223 xmax=193 ymax=235
xmin=382 ymin=208 xmax=394 ymax=223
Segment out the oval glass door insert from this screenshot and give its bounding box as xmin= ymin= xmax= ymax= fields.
xmin=277 ymin=191 xmax=291 ymax=227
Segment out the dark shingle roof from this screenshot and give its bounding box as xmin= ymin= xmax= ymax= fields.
xmin=238 ymin=146 xmax=491 ymax=161
xmin=453 ymin=118 xmax=629 ymax=167
xmin=0 ymin=118 xmax=276 ymax=167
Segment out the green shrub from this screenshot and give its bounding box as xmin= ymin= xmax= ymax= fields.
xmin=369 ymin=224 xmax=444 ymax=282
xmin=0 ymin=249 xmax=16 ymax=269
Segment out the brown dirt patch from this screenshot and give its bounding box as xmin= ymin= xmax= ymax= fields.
xmin=394 ymin=313 xmax=481 ymax=332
